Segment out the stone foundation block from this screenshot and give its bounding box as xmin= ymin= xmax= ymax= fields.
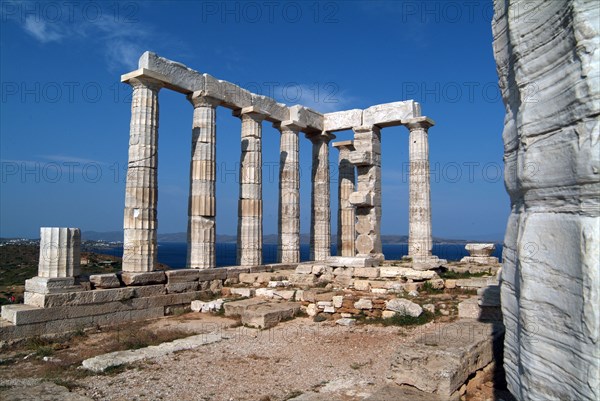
xmin=24 ymin=277 xmax=84 ymax=294
xmin=89 ymin=274 xmax=121 ymax=289
xmin=166 ymin=282 xmax=199 ymax=294
xmin=121 ymin=271 xmax=166 ymax=286
xmin=165 ymin=269 xmax=200 ymax=283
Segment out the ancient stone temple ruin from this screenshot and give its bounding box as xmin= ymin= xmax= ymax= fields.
xmin=0 ymin=52 xmax=451 ymax=341
xmin=121 ymin=51 xmax=444 ymax=275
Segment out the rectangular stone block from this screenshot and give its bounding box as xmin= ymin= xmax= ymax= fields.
xmin=167 ymin=282 xmax=199 ymax=294
xmin=24 ymin=287 xmax=136 ymax=308
xmin=132 ymin=285 xmax=166 ymax=298
xmin=89 ymin=274 xmax=121 ymax=289
xmin=121 ymin=271 xmax=167 ymax=286
xmin=324 ymin=109 xmax=363 ymax=132
xmin=295 ymin=264 xmax=314 ymax=274
xmin=226 ymin=266 xmax=250 ymax=279
xmin=353 ymin=268 xmax=380 ymax=278
xmin=362 ymin=101 xmax=417 ymax=127
xmin=165 ymin=269 xmax=200 ymax=283
xmin=326 ymin=256 xmax=376 ymax=268
xmin=288 ymin=105 xmax=323 ymax=131
xmin=24 ymin=277 xmax=83 ymax=294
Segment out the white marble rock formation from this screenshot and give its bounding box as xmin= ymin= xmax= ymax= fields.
xmin=493 ymin=1 xmax=599 ymax=400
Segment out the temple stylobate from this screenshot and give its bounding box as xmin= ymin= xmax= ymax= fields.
xmin=121 ymin=52 xmax=444 ymax=276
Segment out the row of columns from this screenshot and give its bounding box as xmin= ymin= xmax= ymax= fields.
xmin=121 ymin=77 xmax=436 ymax=272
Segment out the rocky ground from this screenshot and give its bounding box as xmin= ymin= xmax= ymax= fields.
xmin=0 ymin=311 xmax=514 ymax=401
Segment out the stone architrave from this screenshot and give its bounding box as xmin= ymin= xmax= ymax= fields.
xmin=308 ymin=132 xmax=335 ymax=261
xmin=333 ymin=140 xmax=356 ymax=257
xmin=122 ymin=73 xmax=163 ymax=272
xmin=235 ymin=106 xmax=268 ymax=266
xmin=186 ymin=93 xmax=220 ymax=269
xmin=274 ymin=120 xmax=304 ymax=263
xmin=405 ymin=117 xmax=445 ymax=270
xmin=349 ymin=126 xmax=383 ymax=262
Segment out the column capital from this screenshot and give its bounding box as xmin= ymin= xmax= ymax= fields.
xmin=405 ymin=116 xmax=435 ymax=131
xmin=306 ymin=131 xmax=336 ymax=143
xmin=121 ymin=68 xmax=168 ymax=91
xmin=273 ymin=120 xmax=306 ymax=133
xmin=232 ymin=106 xmax=270 ymax=122
xmin=332 ymin=140 xmax=355 ymax=151
xmin=187 ymin=91 xmax=221 ymax=108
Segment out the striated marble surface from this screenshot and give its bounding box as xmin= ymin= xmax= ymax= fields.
xmin=493 ymin=0 xmax=599 ymax=400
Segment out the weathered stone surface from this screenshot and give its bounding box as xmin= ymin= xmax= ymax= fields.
xmin=362 ymin=100 xmax=418 ymax=127
xmin=241 ymin=302 xmax=301 ymax=329
xmin=386 ymin=298 xmax=423 ymax=317
xmin=458 ymin=298 xmax=480 ymax=319
xmin=223 ymin=298 xmax=267 ymax=317
xmin=166 ymin=282 xmax=199 ymax=294
xmin=295 ymin=264 xmax=313 ymax=274
xmin=82 ymin=332 xmax=223 ymax=372
xmin=326 ymin=256 xmax=376 ymax=268
xmin=288 ymin=273 xmax=317 ymax=287
xmin=121 ymin=271 xmax=166 ymax=286
xmin=493 ymin=2 xmax=599 ymax=400
xmin=324 ymin=109 xmax=362 ymax=132
xmin=24 ymin=277 xmax=83 ymax=294
xmin=191 ymin=299 xmax=223 ymax=313
xmin=379 ymin=266 xmax=437 ymax=280
xmin=38 ymin=227 xmax=81 ymax=278
xmin=353 ymin=267 xmax=379 ymax=278
xmin=336 ymin=318 xmax=356 ymax=326
xmin=165 ymin=269 xmax=200 ymax=283
xmin=89 ymin=274 xmax=120 ymax=289
xmin=390 ymin=320 xmax=504 ymax=396
xmin=0 ymin=381 xmax=93 ymax=401
xmin=354 ymin=298 xmax=373 ymax=310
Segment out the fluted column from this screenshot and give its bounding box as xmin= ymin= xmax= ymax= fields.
xmin=122 ymin=76 xmax=162 ymax=272
xmin=406 ymin=117 xmax=443 ymax=270
xmin=275 ymin=120 xmax=304 ymax=263
xmin=333 ymin=141 xmax=356 ymax=256
xmin=349 ymin=126 xmax=383 ymax=261
xmin=38 ymin=227 xmax=81 ymax=278
xmin=308 ymin=132 xmax=335 ymax=261
xmin=186 ymin=93 xmax=220 ymax=269
xmin=235 ymin=106 xmax=268 ymax=266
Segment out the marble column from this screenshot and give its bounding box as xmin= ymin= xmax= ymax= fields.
xmin=38 ymin=227 xmax=81 ymax=278
xmin=275 ymin=120 xmax=304 ymax=263
xmin=349 ymin=126 xmax=383 ymax=261
xmin=186 ymin=93 xmax=220 ymax=269
xmin=333 ymin=141 xmax=356 ymax=257
xmin=122 ymin=76 xmax=162 ymax=272
xmin=308 ymin=132 xmax=335 ymax=261
xmin=406 ymin=117 xmax=444 ymax=269
xmin=235 ymin=106 xmax=268 ymax=266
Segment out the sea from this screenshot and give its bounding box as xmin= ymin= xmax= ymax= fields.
xmin=93 ymin=242 xmax=503 ymax=269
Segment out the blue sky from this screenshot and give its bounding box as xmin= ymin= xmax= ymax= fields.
xmin=0 ymin=0 xmax=508 ymax=240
